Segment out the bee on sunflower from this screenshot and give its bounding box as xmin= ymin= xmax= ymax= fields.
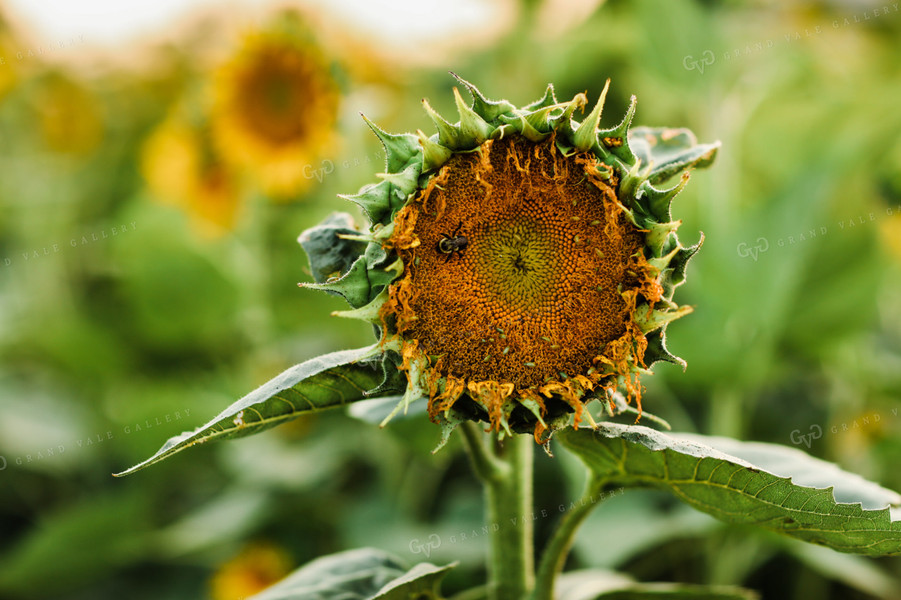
xmin=210 ymin=13 xmax=339 ymax=199
xmin=300 ymin=75 xmax=719 ymax=443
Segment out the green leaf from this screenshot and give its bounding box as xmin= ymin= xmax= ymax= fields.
xmin=245 ymin=547 xmax=454 ymax=600
xmin=571 ymin=490 xmax=717 ymax=569
xmin=554 ymin=569 xmax=633 ymax=600
xmin=247 ymin=547 xmax=405 ymax=600
xmin=628 ymin=126 xmax=720 ymax=184
xmin=114 ymin=347 xmax=386 ymax=476
xmin=372 ymin=561 xmax=457 ymax=599
xmin=556 ymin=424 xmax=901 ymax=556
xmin=149 ymin=488 xmax=269 ymax=557
xmin=556 ymin=571 xmax=759 ymax=600
xmin=782 ymin=538 xmax=899 ymax=599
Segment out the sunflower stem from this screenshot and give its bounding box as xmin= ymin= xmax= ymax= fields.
xmin=460 ymin=426 xmax=535 ymax=600
xmin=531 ymin=474 xmax=611 ymax=600
xmin=460 ymin=422 xmax=509 ymax=482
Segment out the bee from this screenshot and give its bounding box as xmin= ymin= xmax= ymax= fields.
xmin=437 ymin=222 xmax=468 ymax=262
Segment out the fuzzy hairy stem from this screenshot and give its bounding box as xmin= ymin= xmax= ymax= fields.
xmin=531 ymin=475 xmax=611 ymax=600
xmin=460 ymin=425 xmax=534 ymax=600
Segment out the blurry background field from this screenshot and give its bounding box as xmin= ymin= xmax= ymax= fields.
xmin=1 ymin=0 xmax=900 ymax=598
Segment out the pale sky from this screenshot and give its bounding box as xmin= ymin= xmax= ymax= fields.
xmin=3 ymin=0 xmax=496 ymax=46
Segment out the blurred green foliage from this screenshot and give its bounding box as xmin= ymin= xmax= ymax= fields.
xmin=1 ymin=0 xmax=900 ymax=598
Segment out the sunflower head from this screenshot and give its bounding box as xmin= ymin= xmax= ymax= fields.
xmin=0 ymin=31 xmax=17 ymax=100
xmin=300 ymin=76 xmax=718 ymax=442
xmin=209 ymin=542 xmax=292 ymax=600
xmin=141 ymin=109 xmax=241 ymax=236
xmin=211 ymin=12 xmax=338 ymax=199
xmin=34 ymin=72 xmax=103 ymax=155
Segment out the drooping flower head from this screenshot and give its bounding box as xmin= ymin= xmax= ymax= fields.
xmin=300 ymin=76 xmax=718 ymax=442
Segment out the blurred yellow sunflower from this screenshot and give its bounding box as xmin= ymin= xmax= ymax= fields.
xmin=209 ymin=542 xmax=292 ymax=600
xmin=34 ymin=72 xmax=103 ymax=155
xmin=141 ymin=112 xmax=241 ymax=236
xmin=211 ymin=18 xmax=338 ymax=199
xmin=881 ymin=213 xmax=901 ymax=260
xmin=0 ymin=36 xmax=16 ymax=99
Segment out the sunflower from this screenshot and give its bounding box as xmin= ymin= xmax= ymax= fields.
xmin=34 ymin=72 xmax=103 ymax=155
xmin=209 ymin=542 xmax=292 ymax=600
xmin=301 ymin=76 xmax=718 ymax=442
xmin=210 ymin=17 xmax=338 ymax=199
xmin=141 ymin=112 xmax=241 ymax=236
xmin=881 ymin=213 xmax=901 ymax=260
xmin=0 ymin=39 xmax=16 ymax=100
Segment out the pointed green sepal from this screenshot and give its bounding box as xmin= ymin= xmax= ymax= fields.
xmin=667 ymin=233 xmax=704 ymax=288
xmin=618 ymin=158 xmax=652 ymax=205
xmin=332 ymin=287 xmax=390 ymax=324
xmin=372 ymin=221 xmax=396 ymax=243
xmin=362 ymin=114 xmax=421 ymax=174
xmin=453 ymin=87 xmax=493 ymax=146
xmin=363 ymin=237 xmax=390 ymax=270
xmin=364 ymin=349 xmax=407 ymax=397
xmin=381 ymin=353 xmax=429 ymax=426
xmin=598 ymin=94 xmax=638 ymax=164
xmin=523 ymin=83 xmax=558 ymax=111
xmin=451 ymin=72 xmax=517 ymax=123
xmin=339 ymin=181 xmax=394 ymax=225
xmin=645 ymin=220 xmax=682 ymax=255
xmin=369 ymin=256 xmax=404 ymax=291
xmin=573 ymin=79 xmax=611 ymax=152
xmin=517 ymin=396 xmax=548 ymax=428
xmin=635 ymin=304 xmax=693 ymax=334
xmin=418 ymin=129 xmax=453 ymax=172
xmin=643 ymin=328 xmax=686 ymax=370
xmin=521 ymin=99 xmax=576 ymax=135
xmin=641 ymin=172 xmax=689 ymax=223
xmin=498 ymin=401 xmax=516 ymax=437
xmin=308 ymin=253 xmax=401 ymax=310
xmin=498 ymin=113 xmax=550 ymax=142
xmin=422 ymin=98 xmax=464 ymax=150
xmin=432 ymin=408 xmax=465 ymax=453
xmin=647 ymin=244 xmax=681 ymax=274
xmin=302 ymin=255 xmax=371 ymax=308
xmin=376 ymin=162 xmax=422 ymax=197
xmin=552 ymin=92 xmax=588 ymax=129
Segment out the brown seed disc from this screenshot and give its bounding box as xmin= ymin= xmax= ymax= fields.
xmin=387 ymin=135 xmax=649 ymax=389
